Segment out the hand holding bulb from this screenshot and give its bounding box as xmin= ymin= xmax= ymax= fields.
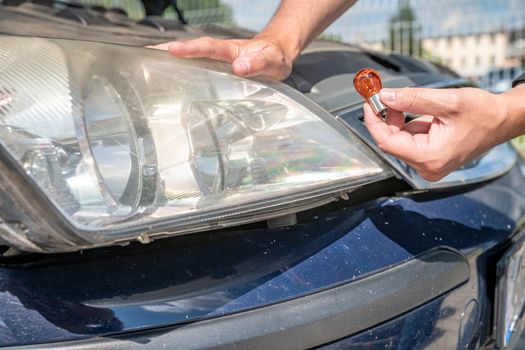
xmin=354 ymin=67 xmax=522 ymax=182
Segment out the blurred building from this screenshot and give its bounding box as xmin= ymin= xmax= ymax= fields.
xmin=223 ymin=0 xmax=525 ymax=81
xmin=509 ymin=28 xmax=525 ymax=63
xmin=363 ymin=31 xmax=510 ymax=79
xmin=330 ymin=0 xmax=525 ymax=81
xmin=422 ymin=33 xmax=508 ymax=78
xmin=78 ymin=0 xmax=525 ymax=85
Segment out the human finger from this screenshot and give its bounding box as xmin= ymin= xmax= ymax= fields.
xmin=364 ymin=103 xmax=428 ymax=163
xmin=403 ymin=115 xmax=434 ymax=134
xmin=384 ymin=108 xmax=405 ymax=132
xmin=233 ymin=48 xmax=290 ymax=80
xmin=146 ymin=43 xmax=171 ymax=50
xmin=168 ymin=37 xmax=238 ymax=63
xmin=380 ymin=87 xmax=462 ymax=117
xmin=363 ymin=102 xmax=393 ymax=147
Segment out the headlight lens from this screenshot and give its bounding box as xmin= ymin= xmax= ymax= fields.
xmin=0 ymin=36 xmax=389 ymax=252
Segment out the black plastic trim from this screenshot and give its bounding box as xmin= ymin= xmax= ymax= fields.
xmin=21 ymin=249 xmax=470 ymax=350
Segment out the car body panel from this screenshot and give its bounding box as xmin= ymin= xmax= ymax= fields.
xmin=2 ymin=167 xmax=525 ymax=347
xmin=0 ymin=3 xmax=524 ymax=349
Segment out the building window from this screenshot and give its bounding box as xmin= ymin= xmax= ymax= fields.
xmin=475 ymin=56 xmax=481 ymax=66
xmin=490 ymin=55 xmax=496 ymax=66
xmin=476 ymin=35 xmax=481 ymax=46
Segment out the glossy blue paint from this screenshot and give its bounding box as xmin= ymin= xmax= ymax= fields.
xmin=0 ymin=166 xmax=524 ymax=347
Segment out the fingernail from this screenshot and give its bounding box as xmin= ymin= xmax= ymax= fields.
xmin=380 ymin=89 xmax=396 ymax=102
xmin=234 ymin=58 xmax=250 ymax=75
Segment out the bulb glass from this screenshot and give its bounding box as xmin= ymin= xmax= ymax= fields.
xmin=353 ymin=68 xmax=383 ymax=100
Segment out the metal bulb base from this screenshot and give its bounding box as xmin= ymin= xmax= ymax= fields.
xmin=368 ymin=93 xmax=387 ymax=118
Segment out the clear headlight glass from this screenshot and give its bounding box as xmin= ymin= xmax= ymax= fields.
xmin=0 ymin=36 xmax=389 ymax=252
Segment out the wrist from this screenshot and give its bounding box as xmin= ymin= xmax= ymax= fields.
xmin=500 ymin=84 xmax=525 ymax=140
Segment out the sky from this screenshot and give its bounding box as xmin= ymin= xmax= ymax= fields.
xmin=222 ymin=0 xmax=525 ymax=42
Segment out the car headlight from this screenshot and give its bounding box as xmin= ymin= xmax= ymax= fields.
xmin=0 ymin=36 xmax=390 ymax=252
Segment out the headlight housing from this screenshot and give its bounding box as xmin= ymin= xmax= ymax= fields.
xmin=0 ymin=36 xmax=390 ymax=252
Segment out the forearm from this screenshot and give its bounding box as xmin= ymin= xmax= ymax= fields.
xmin=501 ymin=84 xmax=525 ymax=141
xmin=256 ymin=0 xmax=357 ymax=62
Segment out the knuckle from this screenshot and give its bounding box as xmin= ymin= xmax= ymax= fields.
xmin=196 ymin=37 xmax=215 ymax=52
xmin=232 ymin=42 xmax=240 ymax=60
xmin=198 ymin=36 xmax=214 ymax=43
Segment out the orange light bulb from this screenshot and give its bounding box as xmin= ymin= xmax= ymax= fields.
xmin=353 ymin=68 xmax=387 ymax=117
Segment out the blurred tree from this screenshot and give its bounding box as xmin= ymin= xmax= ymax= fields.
xmin=318 ymin=32 xmax=343 ymax=43
xmin=387 ymin=0 xmax=422 ymax=56
xmin=177 ymin=0 xmax=223 ymax=11
xmin=164 ymin=0 xmax=234 ymax=25
xmin=512 ymin=136 xmax=525 ymax=157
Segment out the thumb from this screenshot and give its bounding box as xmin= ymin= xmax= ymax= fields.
xmin=379 ymin=87 xmax=461 ymax=116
